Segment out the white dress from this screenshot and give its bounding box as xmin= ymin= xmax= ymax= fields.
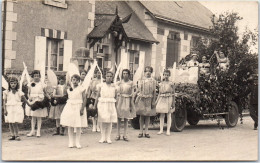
xmin=97 ymin=83 xmax=117 ymax=123
xmin=3 ymin=90 xmax=24 ymax=123
xmin=25 ymin=82 xmax=48 ymax=117
xmin=60 ymin=85 xmax=88 ymax=128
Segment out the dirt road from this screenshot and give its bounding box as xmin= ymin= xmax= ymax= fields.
xmin=2 ymin=116 xmax=258 ymax=161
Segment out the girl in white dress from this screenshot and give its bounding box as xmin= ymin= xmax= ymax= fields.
xmin=60 ymin=74 xmax=88 ymax=148
xmin=26 ymin=70 xmax=49 ymax=137
xmin=94 ymin=71 xmax=117 ymax=144
xmin=156 ymin=69 xmax=175 ymax=136
xmin=3 ymin=77 xmax=30 ymax=141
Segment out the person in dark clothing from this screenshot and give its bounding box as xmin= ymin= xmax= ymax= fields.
xmin=248 ymin=72 xmax=258 ymax=130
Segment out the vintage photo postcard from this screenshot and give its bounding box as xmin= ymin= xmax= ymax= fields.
xmin=1 ymin=0 xmax=258 ymax=161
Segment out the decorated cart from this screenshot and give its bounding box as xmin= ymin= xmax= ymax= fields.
xmin=131 ymin=65 xmax=240 ymax=132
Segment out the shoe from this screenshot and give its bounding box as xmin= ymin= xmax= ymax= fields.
xmin=99 ymin=139 xmax=105 ymax=143
xmin=107 ymin=139 xmax=112 ymax=144
xmin=53 ymin=127 xmax=60 ymax=136
xmin=138 ymin=133 xmax=143 ymax=138
xmin=123 ymin=136 xmax=129 ymax=141
xmin=36 ymin=131 xmax=41 ymax=138
xmin=115 ymin=135 xmax=120 ymax=141
xmin=9 ymin=136 xmax=15 ymax=141
xmin=68 ymin=144 xmax=74 ymax=148
xmin=15 ymin=136 xmax=21 ymax=141
xmin=27 ymin=131 xmax=35 ymax=137
xmin=76 ymin=144 xmax=82 ymax=149
xmin=254 ymin=123 xmax=258 ymax=130
xmin=144 ymin=134 xmax=150 ymax=138
xmin=97 ymin=127 xmax=101 ymax=132
xmin=166 ymin=131 xmax=171 ymax=136
xmin=157 ymin=131 xmax=163 ymax=135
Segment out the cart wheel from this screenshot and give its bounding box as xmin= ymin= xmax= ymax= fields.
xmin=171 ymin=108 xmax=187 ymax=132
xmin=225 ymin=101 xmax=239 ymax=127
xmin=187 ymin=116 xmax=200 ymax=125
xmin=131 ymin=116 xmax=140 ymax=129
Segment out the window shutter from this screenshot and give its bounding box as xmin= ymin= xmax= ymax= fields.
xmin=120 ymin=48 xmax=128 ymax=69
xmin=139 ymin=51 xmax=145 ymax=69
xmin=63 ymin=40 xmax=73 ymax=71
xmin=34 ymin=36 xmax=47 ymax=70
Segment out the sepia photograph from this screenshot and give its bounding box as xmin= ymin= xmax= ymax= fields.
xmin=1 ymin=0 xmax=258 ymax=161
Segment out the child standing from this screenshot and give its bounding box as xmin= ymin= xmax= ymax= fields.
xmin=26 ymin=70 xmax=49 ymax=137
xmin=94 ymin=71 xmax=117 ymax=144
xmin=87 ymin=69 xmax=101 ymax=132
xmin=3 ymin=76 xmax=30 ymax=140
xmin=60 ymin=74 xmax=88 ymax=148
xmin=49 ymin=76 xmax=67 ymax=136
xmin=156 ymin=69 xmax=175 ymax=136
xmin=135 ymin=66 xmax=157 ymax=138
xmin=115 ymin=69 xmax=136 ymax=141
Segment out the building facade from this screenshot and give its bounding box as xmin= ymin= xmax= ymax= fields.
xmin=2 ymin=0 xmax=95 ymax=74
xmin=2 ymin=0 xmax=213 ymax=78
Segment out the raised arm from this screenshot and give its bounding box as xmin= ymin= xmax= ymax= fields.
xmin=80 ymin=90 xmax=87 ymax=116
xmin=93 ymin=86 xmax=101 ymax=110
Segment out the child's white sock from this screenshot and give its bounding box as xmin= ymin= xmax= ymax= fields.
xmin=75 ymin=128 xmax=81 ymax=148
xmin=106 ymin=123 xmax=112 ymax=144
xmin=68 ymin=127 xmax=74 ymax=148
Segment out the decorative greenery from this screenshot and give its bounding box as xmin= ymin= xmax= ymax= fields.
xmin=177 ymin=12 xmax=258 ymax=116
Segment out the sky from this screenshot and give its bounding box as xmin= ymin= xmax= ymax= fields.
xmin=199 ymin=1 xmax=258 ymax=52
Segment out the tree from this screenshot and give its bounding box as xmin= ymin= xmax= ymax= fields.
xmin=179 ymin=12 xmax=258 ymax=114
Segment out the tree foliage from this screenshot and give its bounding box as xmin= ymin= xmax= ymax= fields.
xmin=177 ymin=12 xmax=258 ymax=115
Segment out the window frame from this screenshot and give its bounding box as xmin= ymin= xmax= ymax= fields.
xmin=46 ymin=38 xmax=64 ymax=71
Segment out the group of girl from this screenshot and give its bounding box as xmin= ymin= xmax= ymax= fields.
xmin=3 ymin=66 xmax=176 ymax=149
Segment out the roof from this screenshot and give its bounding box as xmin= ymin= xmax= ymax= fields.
xmin=95 ymin=1 xmax=158 ymax=43
xmin=140 ymin=1 xmax=213 ymax=31
xmin=88 ymin=15 xmax=116 ymax=39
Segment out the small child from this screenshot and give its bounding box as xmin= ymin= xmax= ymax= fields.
xmin=60 ymin=74 xmax=88 ymax=148
xmin=115 ymin=69 xmax=136 ymax=141
xmin=87 ymin=69 xmax=101 ymax=132
xmin=49 ymin=76 xmax=67 ymax=136
xmin=135 ymin=66 xmax=157 ymax=138
xmin=94 ymin=71 xmax=117 ymax=144
xmin=26 ymin=70 xmax=49 ymax=137
xmin=155 ymin=69 xmax=175 ymax=136
xmin=215 ymin=50 xmax=230 ymax=71
xmin=3 ymin=76 xmax=30 ymax=140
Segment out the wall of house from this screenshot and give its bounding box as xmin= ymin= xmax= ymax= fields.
xmin=155 ymin=22 xmax=210 ymax=75
xmin=8 ymin=0 xmax=93 ymax=72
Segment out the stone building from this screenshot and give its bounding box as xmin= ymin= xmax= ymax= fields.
xmin=2 ymin=0 xmax=213 ymax=78
xmin=2 ymin=0 xmax=95 ymax=74
xmin=88 ymin=1 xmax=213 ymax=77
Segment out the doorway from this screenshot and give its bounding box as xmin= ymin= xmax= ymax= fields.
xmin=166 ymin=32 xmax=180 ymax=68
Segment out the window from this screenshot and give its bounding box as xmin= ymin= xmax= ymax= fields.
xmin=43 ymin=0 xmax=67 ymax=9
xmin=46 ymin=39 xmax=64 ymax=71
xmin=190 ymin=36 xmax=200 ymax=49
xmin=129 ymin=50 xmax=139 ymax=79
xmin=157 ymin=28 xmax=165 ymax=35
